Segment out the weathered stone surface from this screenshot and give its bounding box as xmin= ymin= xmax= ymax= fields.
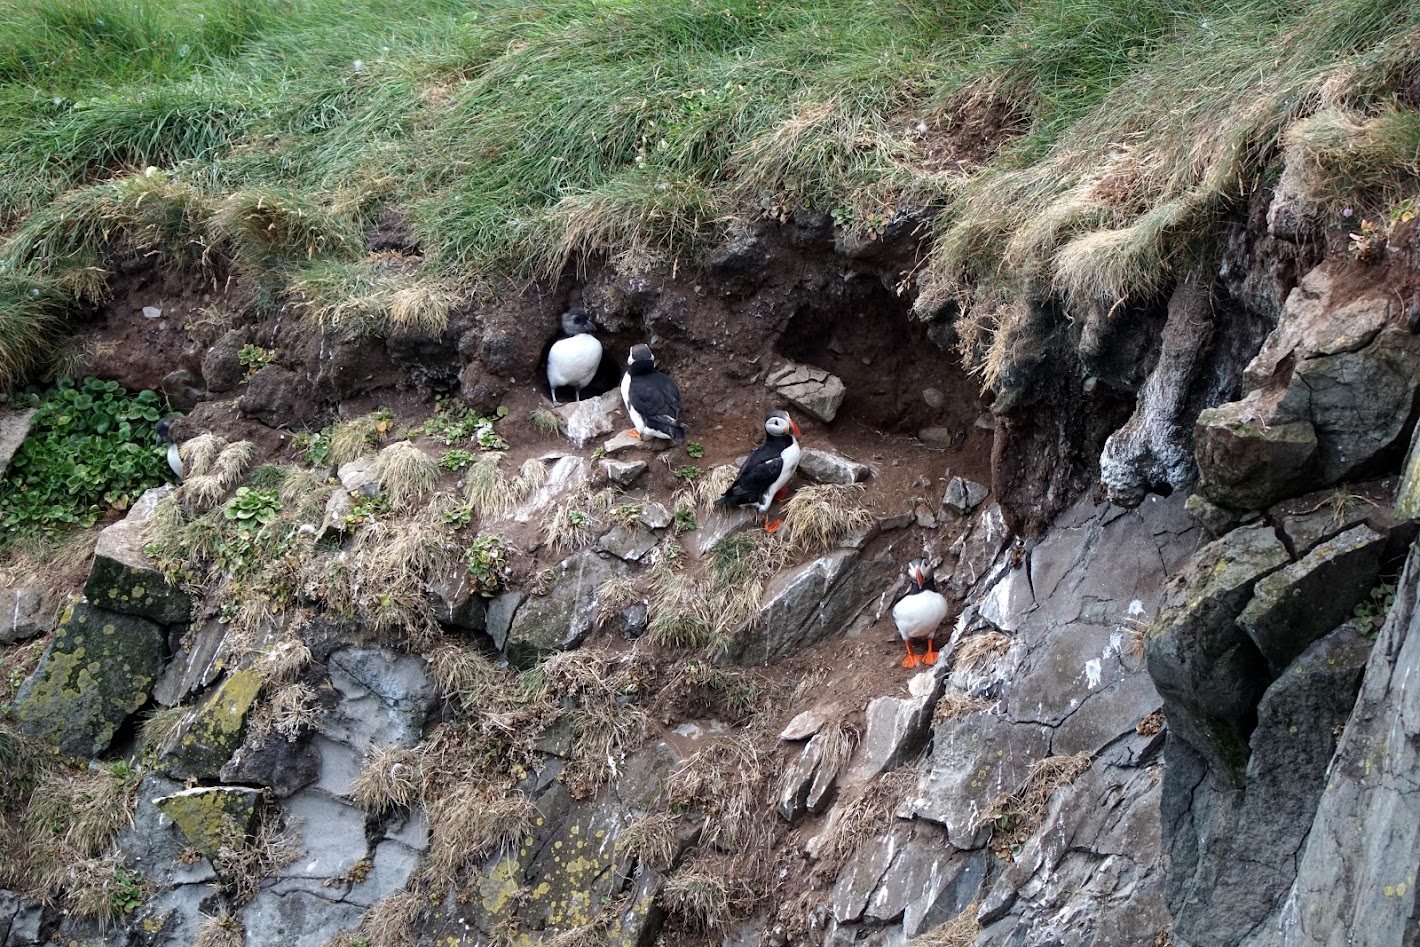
xmin=0 ymin=583 xmax=57 ymax=644
xmin=161 ymin=668 xmax=263 ymax=782
xmin=485 ymin=590 xmax=521 ymax=650
xmin=513 ymin=455 xmax=589 ymax=522
xmin=724 ymin=550 xmax=896 ymax=665
xmin=1100 ymin=275 xmax=1216 ymax=506
xmin=941 ymin=476 xmax=989 ymax=515
xmin=1396 ymin=420 xmax=1420 ymax=520
xmin=239 ymin=364 xmax=317 ymax=428
xmin=691 ymin=502 xmax=757 ymax=557
xmin=153 ymin=618 xmax=229 ymax=707
xmin=556 ymin=389 xmax=622 ymax=447
xmin=119 ymin=774 xmax=218 ymax=888
xmin=0 ymin=891 xmax=49 ymax=947
xmin=221 ymin=732 xmax=321 ymax=798
xmin=84 ymin=485 xmax=191 ymax=623
xmin=603 ymin=430 xmax=672 ymax=454
xmin=869 ymin=838 xmax=989 ymax=936
xmin=1243 ymin=268 xmax=1392 ymax=391
xmin=1166 ymin=623 xmax=1371 ymax=947
xmin=597 ymin=523 xmax=659 ymax=562
xmin=506 ymin=550 xmax=628 ymax=664
xmin=850 ymin=668 xmax=944 ymax=782
xmin=781 ymin=701 xmax=851 ymax=741
xmin=1237 ymin=523 xmax=1385 ymax=674
xmin=1268 ymin=543 xmax=1420 ymax=947
xmin=944 ymin=502 xmax=1011 ymax=601
xmin=13 ymin=602 xmax=166 ymax=756
xmin=154 ymin=786 xmax=262 ymax=862
xmin=602 ymin=458 xmax=648 ymax=485
xmin=201 ymin=329 xmax=248 ymax=394
xmin=0 ymin=407 xmax=34 ymax=480
xmin=336 ymin=456 xmax=380 ymax=497
xmin=278 ymin=789 xmax=369 ymax=880
xmin=430 ymin=567 xmax=489 ymax=631
xmin=777 ymin=731 xmax=842 ymax=822
xmin=1275 ymin=480 xmax=1403 ymax=557
xmin=239 ymin=888 xmax=361 ymax=947
xmin=1185 ymin=491 xmax=1242 ymax=538
xmin=1195 ymin=397 xmax=1318 ymax=510
xmin=1146 ymin=524 xmax=1289 ymax=776
xmin=766 ymin=361 xmax=846 ymax=423
xmin=799 ymin=448 xmax=872 ymax=485
xmin=321 ymin=648 xmax=434 ymax=788
xmin=638 ymin=501 xmax=673 ymax=530
xmin=907 ymin=712 xmax=1052 ymax=849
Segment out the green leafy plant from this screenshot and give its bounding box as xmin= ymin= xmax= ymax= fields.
xmin=441 ymin=449 xmax=476 ymax=471
xmin=0 ymin=378 xmax=168 ymax=544
xmin=673 ymin=465 xmax=701 ymax=481
xmin=685 ymin=441 xmax=704 ymax=459
xmin=466 ymin=534 xmax=510 ymax=596
xmin=343 ymin=492 xmax=389 ymax=528
xmin=110 ymin=868 xmax=146 ymax=917
xmin=612 ymin=503 xmax=644 ymax=527
xmin=442 ymin=502 xmax=475 ymax=528
xmin=1354 ymin=581 xmax=1397 ymax=637
xmin=297 ymin=427 xmax=333 ymax=468
xmin=673 ymin=506 xmax=697 ymax=533
xmin=418 ymin=397 xmax=510 ymax=450
xmin=237 ymin=343 xmax=273 ymax=377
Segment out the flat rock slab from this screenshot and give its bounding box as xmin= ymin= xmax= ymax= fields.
xmin=942 ymin=476 xmax=989 ymax=514
xmin=555 ymin=389 xmax=622 ymax=448
xmin=0 ymin=582 xmax=58 ymax=644
xmin=597 ymin=523 xmax=659 ymax=562
xmin=505 ymin=550 xmax=629 ymax=665
xmin=602 ymin=458 xmax=648 ymax=485
xmin=154 ymin=785 xmax=262 ymax=862
xmin=850 ymin=666 xmax=945 ymax=782
xmin=322 ymin=647 xmax=435 ymax=765
xmin=799 ymin=448 xmax=872 ymax=485
xmin=83 ymin=485 xmax=192 ymax=624
xmin=161 ymin=669 xmax=262 ymax=782
xmin=153 ymin=618 xmax=230 ymax=707
xmin=0 ymin=407 xmax=35 ymax=479
xmin=766 ymin=361 xmax=846 ymax=423
xmin=603 ymin=430 xmax=673 ymax=454
xmin=14 ymin=602 xmax=166 ymax=757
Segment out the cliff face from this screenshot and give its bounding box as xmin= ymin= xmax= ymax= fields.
xmin=2 ymin=187 xmax=1420 ymax=947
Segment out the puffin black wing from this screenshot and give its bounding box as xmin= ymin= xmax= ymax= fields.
xmin=714 ymin=440 xmax=784 ymax=508
xmin=634 ymin=370 xmax=686 ymax=444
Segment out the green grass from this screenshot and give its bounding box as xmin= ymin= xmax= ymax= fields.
xmin=0 ymin=0 xmax=1416 ymax=386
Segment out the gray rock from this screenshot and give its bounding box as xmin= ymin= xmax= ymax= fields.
xmin=0 ymin=584 xmax=57 ymax=644
xmin=1243 ymin=267 xmax=1391 ymax=391
xmin=781 ymin=701 xmax=851 ymax=741
xmin=849 ymin=668 xmax=944 ymax=782
xmin=430 ymin=568 xmax=489 ymax=632
xmin=201 ymin=329 xmax=249 ymax=395
xmin=239 ymin=888 xmax=361 ymax=947
xmin=513 ymin=455 xmax=589 ymax=522
xmin=1271 ymin=542 xmax=1420 ymax=947
xmin=1237 ymin=524 xmax=1385 ymax=674
xmin=639 ymin=501 xmax=673 ymax=530
xmin=160 ymin=368 xmax=206 ymax=413
xmin=766 ymin=361 xmax=846 ymax=423
xmin=942 ymin=476 xmax=989 ymax=514
xmin=13 ymin=602 xmax=166 ymax=756
xmin=336 ymin=456 xmax=380 ymax=497
xmin=118 ymin=774 xmax=218 ymax=887
xmin=829 ymin=826 xmax=902 ymax=924
xmin=777 ymin=731 xmax=845 ymax=823
xmin=154 ymin=786 xmax=262 ymax=862
xmin=0 ymin=891 xmax=48 ymax=947
xmin=1195 ymin=394 xmax=1318 ymax=510
xmin=0 ymin=407 xmax=35 ymax=480
xmin=706 ymin=230 xmax=770 ymax=290
xmin=160 ymin=668 xmax=263 ymax=782
xmin=691 ymin=503 xmax=758 ymax=557
xmin=603 ymin=458 xmax=648 ymax=486
xmin=597 ymin=524 xmax=659 ymax=562
xmin=153 ymin=618 xmax=230 ymax=707
xmin=555 ymin=389 xmax=622 ymax=448
xmin=278 ymin=790 xmax=370 ymax=880
xmin=917 ymin=426 xmax=960 ymax=449
xmin=607 ymin=602 xmax=648 ymax=639
xmin=505 ymin=550 xmax=628 ymax=665
xmin=922 ymin=387 xmax=946 ymax=409
xmin=724 ymin=550 xmax=896 ymax=665
xmin=322 ymin=648 xmax=435 ymax=773
xmin=1146 ymin=525 xmax=1289 ymax=777
xmin=83 ymin=485 xmax=191 ymax=623
xmin=603 ymin=430 xmax=672 ymax=454
xmin=799 ymin=448 xmax=872 ymax=485
xmin=485 ymin=591 xmax=522 ymax=650
xmin=221 ymin=733 xmax=321 ymax=798
xmin=239 ymin=364 xmax=317 ymax=428
xmin=1185 ymin=492 xmax=1242 ymax=538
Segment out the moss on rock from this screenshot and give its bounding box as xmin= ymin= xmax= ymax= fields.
xmin=161 ymin=669 xmax=263 ymax=782
xmin=154 ymin=786 xmax=261 ymax=863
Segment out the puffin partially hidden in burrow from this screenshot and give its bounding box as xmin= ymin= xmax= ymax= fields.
xmin=155 ymin=418 xmax=184 ymax=480
xmin=714 ymin=410 xmax=801 ymax=532
xmin=546 ymin=308 xmax=602 ymax=405
xmin=893 ymin=559 xmax=949 ymax=668
xmin=620 ymin=344 xmax=687 ymax=445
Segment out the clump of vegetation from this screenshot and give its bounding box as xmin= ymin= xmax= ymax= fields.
xmin=0 ymin=377 xmax=168 ymax=545
xmin=779 ymin=484 xmax=876 ymax=554
xmin=374 ymin=441 xmax=440 ymax=511
xmin=416 ymin=398 xmax=509 ymax=450
xmin=465 ymin=534 xmax=510 ymax=597
xmin=978 ymin=752 xmax=1093 ymax=855
xmin=236 ymin=343 xmax=273 ymax=377
xmin=329 ymin=412 xmax=392 ymax=467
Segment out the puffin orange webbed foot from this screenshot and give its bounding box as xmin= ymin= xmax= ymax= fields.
xmin=764 ymin=517 xmax=784 ymax=533
xmin=773 ymin=486 xmax=790 ymax=502
xmin=624 ymin=429 xmax=642 ymax=439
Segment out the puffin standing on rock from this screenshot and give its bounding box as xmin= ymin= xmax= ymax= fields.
xmin=546 ymin=308 xmax=602 ymax=405
xmin=893 ymin=559 xmax=948 ymax=668
xmin=714 ymin=410 xmax=801 ymax=532
xmin=155 ymin=418 xmax=184 ymax=480
xmin=621 ymin=344 xmax=687 ymax=445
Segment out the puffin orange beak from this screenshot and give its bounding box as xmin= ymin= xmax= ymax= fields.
xmin=789 ymin=418 xmax=802 ymax=437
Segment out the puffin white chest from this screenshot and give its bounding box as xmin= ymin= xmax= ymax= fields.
xmin=547 ymin=334 xmax=603 ymax=389
xmin=893 ymin=590 xmax=948 ymax=641
xmin=759 ymin=439 xmax=801 ymax=510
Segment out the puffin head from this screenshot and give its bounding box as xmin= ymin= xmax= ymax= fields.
xmin=561 ymin=308 xmax=597 ymax=335
xmin=155 ymin=418 xmax=175 ymax=446
xmin=764 ymin=410 xmax=801 ymax=439
xmin=906 ymin=558 xmax=931 ymax=589
xmin=627 ymin=343 xmax=655 ymax=368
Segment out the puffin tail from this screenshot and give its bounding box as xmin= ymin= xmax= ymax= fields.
xmin=670 ymin=421 xmax=687 ymax=446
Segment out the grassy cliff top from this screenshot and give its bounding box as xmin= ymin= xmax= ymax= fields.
xmin=0 ymin=0 xmax=1417 ymax=384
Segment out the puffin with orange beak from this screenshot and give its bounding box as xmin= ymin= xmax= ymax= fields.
xmin=714 ymin=410 xmax=802 ymax=532
xmin=892 ymin=559 xmax=948 ymax=668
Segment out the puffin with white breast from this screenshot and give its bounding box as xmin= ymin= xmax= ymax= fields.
xmin=714 ymin=410 xmax=801 ymax=532
xmin=546 ymin=308 xmax=602 ymax=405
xmin=620 ymin=344 xmax=687 ymax=445
xmin=155 ymin=418 xmax=184 ymax=480
xmin=892 ymin=559 xmax=949 ymax=668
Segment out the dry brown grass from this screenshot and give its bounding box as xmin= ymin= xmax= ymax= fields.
xmin=194 ymin=911 xmax=245 ymax=947
xmin=809 ymin=766 xmax=916 ymax=887
xmin=246 ymin=680 xmax=323 ymax=743
xmin=375 ymin=441 xmax=440 ymax=511
xmin=422 ymin=783 xmax=538 ymax=882
xmin=952 ymin=630 xmax=1014 ymax=675
xmin=934 ymin=689 xmax=993 ymax=724
xmin=329 ymin=413 xmax=389 ymax=467
xmin=351 ymin=744 xmax=424 ymax=813
xmin=425 ymin=641 xmax=509 ymax=712
xmin=540 ymin=648 xmax=652 ymax=798
xmin=616 ymin=811 xmax=683 ymax=872
xmin=463 ymin=452 xmax=513 ymax=518
xmin=779 ymin=484 xmax=876 ymax=554
xmin=212 ymin=811 xmax=300 ymax=903
xmin=667 ymin=734 xmax=770 ymax=854
xmin=182 ymin=439 xmax=254 ymax=511
xmin=359 ymin=889 xmax=425 ymax=947
xmin=660 ymin=849 xmax=761 ymax=934
xmin=908 ymin=902 xmax=982 ymax=947
xmin=978 ymin=752 xmax=1093 ymax=850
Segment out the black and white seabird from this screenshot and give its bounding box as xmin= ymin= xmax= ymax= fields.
xmin=713 ymin=410 xmax=801 ymax=532
xmin=546 ymin=308 xmax=602 ymax=405
xmin=620 ymin=344 xmax=687 ymax=445
xmin=155 ymin=418 xmax=184 ymax=480
xmin=892 ymin=559 xmax=949 ymax=668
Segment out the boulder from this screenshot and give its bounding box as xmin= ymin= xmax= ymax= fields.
xmin=766 ymin=361 xmax=846 ymax=423
xmin=799 ymin=448 xmax=872 ymax=486
xmin=239 ymin=364 xmax=317 ymax=428
xmin=0 ymin=583 xmax=58 ymax=644
xmin=83 ymin=486 xmax=192 ymax=624
xmin=160 ymin=669 xmax=263 ymax=782
xmin=152 ymin=618 xmax=230 ymax=707
xmin=485 ymin=591 xmax=521 ymax=651
xmin=430 ymin=567 xmax=490 ymax=632
xmin=1195 ymin=397 xmax=1318 ymax=510
xmin=159 ymin=369 xmax=206 ymax=413
xmin=603 ymin=430 xmax=672 ymax=454
xmin=201 ymin=329 xmax=249 ymax=394
xmin=602 ymin=458 xmax=648 ymax=486
xmin=555 ymin=389 xmax=622 ymax=448
xmin=941 ymin=476 xmax=989 ymax=515
xmin=154 ymin=786 xmax=262 ymax=862
xmin=13 ymin=602 xmax=166 ymax=757
xmin=1237 ymin=524 xmax=1385 ymax=674
xmin=781 ymin=701 xmax=851 ymax=741
xmin=597 ymin=524 xmax=658 ymax=562
xmin=1145 ymin=525 xmax=1289 ymax=777
xmin=221 ymin=732 xmax=321 ymax=798
xmin=0 ymin=406 xmax=35 ymax=479
xmin=505 ymin=550 xmax=629 ymax=665
xmin=777 ymin=732 xmax=842 ymax=822
xmin=1185 ymin=492 xmax=1243 ymax=538
xmin=336 ymin=456 xmax=380 ymax=497
xmin=1243 ymin=268 xmax=1392 ymax=391
xmin=849 ymin=668 xmax=944 ymax=782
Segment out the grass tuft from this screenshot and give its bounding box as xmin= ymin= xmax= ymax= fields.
xmin=779 ymin=484 xmax=876 ymax=554
xmin=374 ymin=441 xmax=440 ymax=511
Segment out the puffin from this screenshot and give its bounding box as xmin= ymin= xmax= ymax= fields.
xmin=155 ymin=418 xmax=184 ymax=480
xmin=620 ymin=344 xmax=687 ymax=445
xmin=546 ymin=308 xmax=602 ymax=405
xmin=713 ymin=410 xmax=801 ymax=532
xmin=892 ymin=559 xmax=949 ymax=668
